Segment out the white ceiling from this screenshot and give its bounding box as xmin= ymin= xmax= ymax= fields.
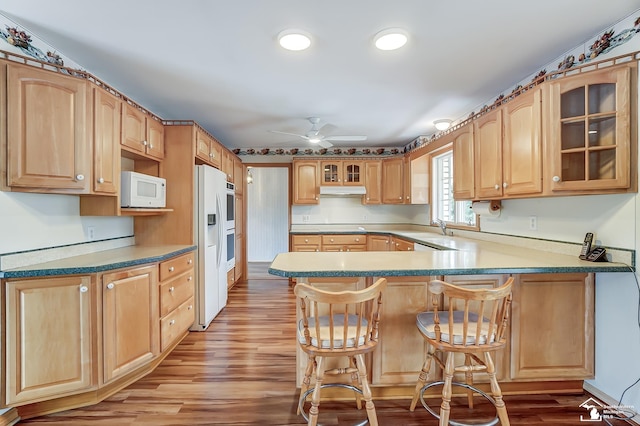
xmin=2 ymin=1 xmax=640 ymax=152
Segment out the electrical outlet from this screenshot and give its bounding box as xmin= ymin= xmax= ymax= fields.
xmin=302 ymin=215 xmax=310 ymax=223
xmin=87 ymin=226 xmax=96 ymax=240
xmin=529 ymin=216 xmax=537 ymax=231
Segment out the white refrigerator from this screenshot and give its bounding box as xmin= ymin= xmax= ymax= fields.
xmin=191 ymin=164 xmax=228 ymax=330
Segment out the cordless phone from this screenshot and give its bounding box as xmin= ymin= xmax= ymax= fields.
xmin=579 ymin=233 xmax=593 ymax=260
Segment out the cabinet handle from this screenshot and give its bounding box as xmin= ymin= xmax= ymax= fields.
xmin=209 ymin=153 xmax=214 ymax=158
xmin=75 ymin=174 xmax=85 ymax=181
xmin=169 ymin=286 xmax=175 ymax=292
xmin=142 ymin=140 xmax=148 ymax=146
xmin=366 ymin=197 xmax=370 ymax=201
xmin=330 ymin=238 xmax=334 ymax=242
xmin=187 ymin=259 xmax=193 ymax=264
xmin=304 ymin=239 xmax=309 ymax=243
xmin=494 ymin=184 xmax=500 ymax=190
xmin=503 ymin=182 xmax=508 ymax=188
xmin=170 ymin=319 xmax=176 ymax=325
xmin=187 ymin=276 xmax=193 ymax=281
xmin=188 ymin=305 xmax=193 ymax=310
xmin=149 ymin=143 xmax=153 ymax=149
xmin=106 ymin=282 xmax=115 ymax=290
xmin=355 ymin=238 xmax=360 ymax=242
xmin=315 ymin=249 xmax=319 ymax=252
xmin=398 ymin=196 xmax=402 ymax=200
xmin=552 ymin=175 xmax=561 ymax=182
xmin=79 ymin=285 xmax=88 ymax=293
xmin=169 ymin=266 xmax=175 ymax=272
xmin=315 ymin=196 xmax=318 ymax=200
xmin=98 ymin=177 xmax=104 ymax=184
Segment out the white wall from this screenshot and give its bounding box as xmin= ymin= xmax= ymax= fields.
xmin=0 ymin=191 xmax=133 ymax=255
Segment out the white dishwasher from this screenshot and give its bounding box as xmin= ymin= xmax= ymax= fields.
xmin=414 ymin=242 xmax=437 ymax=251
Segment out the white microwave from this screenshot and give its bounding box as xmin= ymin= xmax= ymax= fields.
xmin=120 ymin=171 xmax=166 ymax=208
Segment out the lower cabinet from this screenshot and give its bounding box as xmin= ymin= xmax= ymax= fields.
xmin=101 ymin=265 xmax=159 ymax=383
xmin=5 ymin=275 xmax=95 ymax=405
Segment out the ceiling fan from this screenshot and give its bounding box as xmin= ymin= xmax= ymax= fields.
xmin=269 ymin=117 xmax=367 ymax=148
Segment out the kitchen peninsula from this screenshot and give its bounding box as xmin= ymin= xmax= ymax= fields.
xmin=270 ymin=230 xmax=634 ymax=398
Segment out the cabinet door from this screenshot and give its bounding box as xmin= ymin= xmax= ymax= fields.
xmin=121 ymin=103 xmax=147 ymax=154
xmin=321 ymin=160 xmax=342 ymax=185
xmin=392 ymin=237 xmax=414 ymax=251
xmin=363 ymin=160 xmax=382 ymax=204
xmin=372 ymin=276 xmax=437 ymax=385
xmin=146 ymin=118 xmax=165 ymax=160
xmin=503 ymin=88 xmax=543 ymax=197
xmin=291 ymin=234 xmax=321 ymax=252
xmin=195 ymin=130 xmax=212 ymax=163
xmin=92 ymin=86 xmax=121 ymax=194
xmin=474 ymin=109 xmax=503 ymax=199
xmin=342 ymin=160 xmax=364 ymax=185
xmin=209 ymin=139 xmax=222 ymax=168
xmin=548 ymin=64 xmax=632 ymax=191
xmin=6 ymin=276 xmax=94 ymax=405
xmin=223 ymin=150 xmax=234 ymax=181
xmin=510 ymin=273 xmax=594 ymax=380
xmin=102 ymin=265 xmax=159 ymax=383
xmin=381 ymin=157 xmax=404 ymax=204
xmin=367 ymin=234 xmax=390 ymax=251
xmin=235 ymin=193 xmax=244 ymax=238
xmin=7 ymin=64 xmax=89 ymax=191
xmin=292 ymin=161 xmax=319 ymax=204
xmin=233 ymin=159 xmax=243 ymax=195
xmin=452 ymin=124 xmax=475 ymax=200
xmin=409 ymin=154 xmax=429 ymax=204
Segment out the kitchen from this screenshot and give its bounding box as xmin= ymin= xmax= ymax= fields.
xmin=1 ymin=2 xmax=640 ymax=424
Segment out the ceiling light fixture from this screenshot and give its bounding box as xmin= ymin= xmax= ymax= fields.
xmin=278 ymin=29 xmax=312 ymax=51
xmin=434 ymin=119 xmax=452 ymax=131
xmin=374 ymin=28 xmax=408 ymax=51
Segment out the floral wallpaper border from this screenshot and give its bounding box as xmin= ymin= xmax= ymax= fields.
xmin=1 ymin=11 xmax=639 ymax=158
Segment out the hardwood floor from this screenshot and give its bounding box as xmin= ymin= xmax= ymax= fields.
xmin=17 ymin=272 xmax=631 ymax=425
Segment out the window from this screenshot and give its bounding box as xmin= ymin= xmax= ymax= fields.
xmin=431 ymin=148 xmax=476 ymax=228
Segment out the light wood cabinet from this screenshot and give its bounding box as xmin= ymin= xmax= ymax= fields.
xmin=292 ymin=160 xmax=319 ymax=205
xmin=92 ymin=85 xmax=121 ymax=194
xmin=391 ymin=236 xmax=414 ymax=251
xmin=158 ymin=253 xmax=194 ymax=352
xmin=510 ymin=273 xmax=594 ymax=380
xmin=235 ymin=233 xmax=244 ymax=285
xmin=381 ymin=157 xmax=404 ymax=204
xmin=452 ymin=123 xmax=475 ymax=200
xmin=223 ymin=150 xmax=234 ymax=182
xmin=195 ymin=128 xmax=221 ymax=168
xmin=121 ymin=103 xmax=164 ymax=160
xmin=407 ymin=154 xmax=429 ymax=204
xmin=372 ymin=276 xmax=437 ymax=385
xmin=233 ymin=158 xmax=243 ymax=195
xmin=5 ymin=275 xmax=95 ymax=405
xmin=320 ymin=160 xmax=364 ymax=186
xmin=547 ymin=63 xmax=634 ymax=192
xmin=101 ymin=265 xmax=159 ymax=384
xmin=367 ymin=234 xmax=390 ymax=251
xmin=321 ymin=234 xmax=367 ymax=252
xmin=291 ymin=234 xmax=321 ymax=252
xmin=363 ymin=160 xmax=382 ymax=204
xmin=474 ymin=108 xmax=504 ymax=199
xmin=5 ymin=63 xmax=90 ymax=193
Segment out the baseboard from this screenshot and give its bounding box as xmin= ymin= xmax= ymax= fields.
xmin=584 ymin=382 xmax=640 ymax=425
xmin=0 ymin=408 xmax=19 ymax=426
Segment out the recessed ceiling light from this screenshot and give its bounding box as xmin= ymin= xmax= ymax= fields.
xmin=374 ymin=28 xmax=408 ymax=51
xmin=434 ymin=119 xmax=452 ymax=131
xmin=278 ymin=29 xmax=312 ymax=51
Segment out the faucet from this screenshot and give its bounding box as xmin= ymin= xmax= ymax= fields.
xmin=433 ymin=219 xmax=447 ymax=236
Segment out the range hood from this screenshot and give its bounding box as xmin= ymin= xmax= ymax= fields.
xmin=320 ymin=186 xmax=367 ymax=196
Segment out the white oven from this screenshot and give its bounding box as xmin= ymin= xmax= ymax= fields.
xmin=225 ymin=181 xmax=235 ymax=230
xmin=226 ymin=227 xmax=235 ymax=271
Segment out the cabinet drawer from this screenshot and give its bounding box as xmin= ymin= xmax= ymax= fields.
xmin=160 ymin=297 xmax=195 ymax=351
xmin=160 ymin=252 xmax=194 ymax=281
xmin=321 ymin=235 xmax=366 ymax=245
xmin=292 ymin=235 xmax=321 ymax=245
xmin=159 ymin=269 xmax=194 ymax=317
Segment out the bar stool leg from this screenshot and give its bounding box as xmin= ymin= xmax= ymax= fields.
xmin=484 ymin=352 xmax=510 ymax=426
xmin=355 ymin=353 xmax=378 ymax=426
xmin=308 ymin=356 xmax=326 ymax=426
xmin=439 ymin=352 xmax=455 ymax=426
xmin=464 ymin=354 xmax=475 ymax=409
xmin=410 ymin=344 xmax=435 ymax=411
xmin=298 ymin=355 xmax=315 ymax=415
xmin=349 ymin=356 xmax=363 ymax=409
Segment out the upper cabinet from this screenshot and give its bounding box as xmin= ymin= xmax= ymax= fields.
xmin=121 ymin=103 xmax=165 ymax=161
xmin=233 ymin=158 xmax=243 ymax=195
xmin=223 ymin=149 xmax=234 ymax=182
xmin=474 ymin=108 xmax=504 ymax=199
xmin=195 ymin=128 xmax=221 ymax=168
xmin=407 ymin=154 xmax=429 ymax=204
xmin=546 ymin=63 xmax=634 ymax=192
xmin=381 ymin=157 xmax=404 ymax=204
xmin=452 ymin=123 xmax=475 ymax=200
xmin=92 ymin=85 xmax=121 ymax=194
xmin=293 ymin=160 xmax=319 ymax=205
xmin=363 ymin=160 xmax=382 ymax=205
xmin=5 ymin=62 xmax=90 ymax=193
xmin=320 ymin=160 xmax=364 ymax=186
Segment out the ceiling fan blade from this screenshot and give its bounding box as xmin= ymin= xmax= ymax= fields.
xmin=324 ymin=135 xmax=367 ymax=141
xmin=318 ymin=140 xmax=333 ymax=148
xmin=268 ymin=130 xmax=308 ymax=140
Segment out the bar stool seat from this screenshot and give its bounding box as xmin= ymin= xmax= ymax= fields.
xmin=294 ymin=278 xmax=387 ymax=426
xmin=409 ymin=277 xmax=514 ymax=426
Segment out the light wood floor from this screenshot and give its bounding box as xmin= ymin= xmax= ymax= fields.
xmin=17 ymin=269 xmax=631 ymax=425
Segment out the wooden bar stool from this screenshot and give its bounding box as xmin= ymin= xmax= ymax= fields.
xmin=294 ymin=278 xmax=387 ymax=426
xmin=409 ymin=277 xmax=514 ymax=426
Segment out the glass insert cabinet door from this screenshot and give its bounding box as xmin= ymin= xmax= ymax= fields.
xmin=548 ymin=63 xmax=633 ymax=191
